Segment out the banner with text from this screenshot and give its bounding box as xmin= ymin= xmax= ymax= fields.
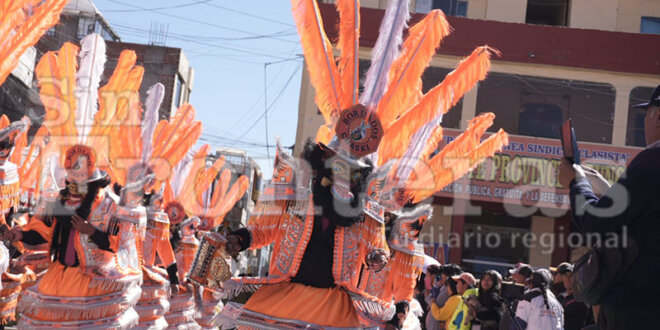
xmin=434 ymin=130 xmax=642 ymax=210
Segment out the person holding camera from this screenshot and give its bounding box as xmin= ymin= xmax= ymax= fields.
xmin=513 ymin=269 xmax=563 ymax=330
xmin=509 ymin=263 xmax=533 ymax=289
xmin=426 ymin=264 xmax=463 ymax=330
xmin=557 ymin=85 xmax=660 ymax=329
xmin=473 ymin=270 xmax=503 ymax=330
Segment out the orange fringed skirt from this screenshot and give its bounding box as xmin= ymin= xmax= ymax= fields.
xmin=37 ymin=261 xmax=113 ymax=298
xmin=243 ymin=282 xmax=360 ymax=328
xmin=26 ymin=262 xmax=120 ymax=322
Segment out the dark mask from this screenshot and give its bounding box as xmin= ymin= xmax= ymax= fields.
xmin=303 ymin=140 xmax=373 ymax=227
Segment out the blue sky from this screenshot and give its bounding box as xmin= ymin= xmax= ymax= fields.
xmin=95 ymin=0 xmax=304 ymax=178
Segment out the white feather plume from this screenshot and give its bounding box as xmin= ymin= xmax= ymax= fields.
xmin=141 ymin=83 xmax=165 ymax=163
xmin=395 ymin=114 xmax=443 ymax=183
xmin=75 ymin=34 xmax=106 ymax=144
xmin=359 ymin=0 xmax=410 ymax=110
xmin=171 ymin=148 xmax=194 ymax=198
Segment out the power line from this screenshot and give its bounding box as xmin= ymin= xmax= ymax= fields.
xmin=111 ymin=22 xmax=296 ymax=42
xmin=233 ymin=64 xmax=302 ymax=145
xmin=109 ymin=24 xmax=293 ymax=60
xmin=105 ymin=0 xmax=298 ymax=45
xmin=224 ymin=51 xmax=303 ymax=136
xmin=200 ymin=133 xmax=274 ymax=148
xmin=108 ymin=22 xmax=296 ymax=59
xmin=198 ymin=1 xmax=296 ymax=28
xmin=102 ymin=0 xmax=214 ymax=12
xmin=264 ymin=62 xmax=271 ymax=167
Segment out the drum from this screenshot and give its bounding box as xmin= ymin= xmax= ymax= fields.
xmin=188 ymin=232 xmax=231 ymax=289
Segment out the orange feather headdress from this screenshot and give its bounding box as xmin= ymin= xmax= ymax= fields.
xmin=34 ymin=33 xmax=202 ymax=194
xmin=292 ymin=0 xmax=509 ymax=209
xmin=162 ymin=145 xmax=249 ymax=228
xmin=0 ymin=0 xmax=68 ymax=86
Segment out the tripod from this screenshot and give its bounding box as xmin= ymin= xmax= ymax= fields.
xmin=502 ymin=300 xmax=524 ymax=330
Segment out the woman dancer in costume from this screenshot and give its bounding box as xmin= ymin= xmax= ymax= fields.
xmin=0 ymin=1 xmax=69 ymax=324
xmin=4 ymin=33 xmax=156 ymax=329
xmin=103 ymin=81 xmax=203 ymax=330
xmin=162 ymin=145 xmax=226 ymax=329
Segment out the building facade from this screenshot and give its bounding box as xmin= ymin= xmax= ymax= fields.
xmin=295 ymin=2 xmax=660 ymax=275
xmin=31 ymin=0 xmax=193 ymax=120
xmin=324 ymin=0 xmax=660 ymax=35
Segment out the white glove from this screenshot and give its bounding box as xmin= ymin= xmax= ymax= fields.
xmin=576 ymin=164 xmax=611 ymax=197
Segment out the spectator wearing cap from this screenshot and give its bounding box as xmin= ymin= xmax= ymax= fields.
xmin=513 ymin=269 xmax=564 ymax=330
xmin=426 ymin=264 xmax=463 ymax=330
xmin=453 ymin=273 xmax=479 ymax=330
xmin=475 ymin=270 xmax=503 ymax=330
xmin=430 ymin=272 xmax=477 ymax=330
xmin=500 ymin=263 xmax=533 ymax=330
xmin=558 ymin=264 xmax=594 ymax=330
xmin=549 ymin=262 xmax=570 ymax=299
xmin=558 ymin=84 xmax=660 ymax=329
xmin=510 ymin=263 xmax=533 ymax=289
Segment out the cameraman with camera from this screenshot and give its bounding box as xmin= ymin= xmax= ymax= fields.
xmin=500 ymin=263 xmax=533 ymax=329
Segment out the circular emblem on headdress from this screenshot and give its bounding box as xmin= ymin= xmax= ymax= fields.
xmin=64 ymin=145 xmax=96 ymax=183
xmin=127 ymin=162 xmax=154 ymax=184
xmin=165 ymin=201 xmax=186 ymax=224
xmin=335 ymin=104 xmax=383 ymax=159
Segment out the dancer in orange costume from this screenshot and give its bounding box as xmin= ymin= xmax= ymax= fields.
xmin=2 ymin=32 xmax=160 ymax=328
xmin=0 ymin=3 xmax=69 ymax=320
xmin=134 ymin=188 xmax=179 ymax=330
xmin=359 ymin=205 xmax=432 ymax=328
xmin=162 ymin=145 xmax=225 ymax=329
xmin=0 ymin=118 xmax=30 ymax=326
xmin=217 ymin=0 xmax=508 ymax=328
xmin=6 ymin=144 xmax=143 ymax=328
xmin=102 ymin=79 xmax=203 ymax=329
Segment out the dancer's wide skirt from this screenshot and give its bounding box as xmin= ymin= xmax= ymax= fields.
xmin=243 ymin=281 xmax=360 ymax=328
xmin=17 ymin=261 xmax=141 ymax=329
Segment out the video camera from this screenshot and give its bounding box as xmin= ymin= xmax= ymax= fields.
xmin=499 ymin=281 xmax=525 ymax=303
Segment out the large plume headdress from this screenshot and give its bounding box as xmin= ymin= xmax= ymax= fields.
xmin=292 ymin=0 xmax=509 ymax=209
xmin=35 ymin=34 xmax=203 ymax=193
xmin=0 ymin=0 xmax=68 ymax=86
xmin=35 ymin=33 xmax=137 ymax=183
xmin=162 ymin=145 xmax=249 ymax=228
xmin=0 ymin=0 xmax=68 ymax=201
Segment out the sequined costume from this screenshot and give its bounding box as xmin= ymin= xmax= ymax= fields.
xmin=12 ymin=34 xmax=152 ymax=329
xmin=218 ymin=0 xmax=508 ymax=328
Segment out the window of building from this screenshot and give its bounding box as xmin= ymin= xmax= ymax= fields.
xmin=46 ymin=27 xmax=56 ymax=36
xmin=174 ymin=74 xmax=183 ymax=108
xmin=358 ymin=59 xmax=463 ymax=129
xmin=476 ymin=72 xmax=616 ymax=143
xmin=463 ymin=212 xmax=531 ymax=277
xmin=518 ymin=102 xmax=563 ymax=139
xmin=430 ymin=0 xmax=467 ymax=17
xmin=101 ymin=28 xmax=114 ymax=41
xmin=77 ymin=17 xmax=96 ymax=40
xmin=525 ymin=0 xmax=569 ymax=26
xmin=626 ymin=86 xmax=654 ymax=147
xmin=641 ymin=16 xmax=660 ymax=35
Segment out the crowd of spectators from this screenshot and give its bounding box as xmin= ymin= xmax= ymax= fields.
xmin=414 ymin=261 xmax=596 ymax=330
